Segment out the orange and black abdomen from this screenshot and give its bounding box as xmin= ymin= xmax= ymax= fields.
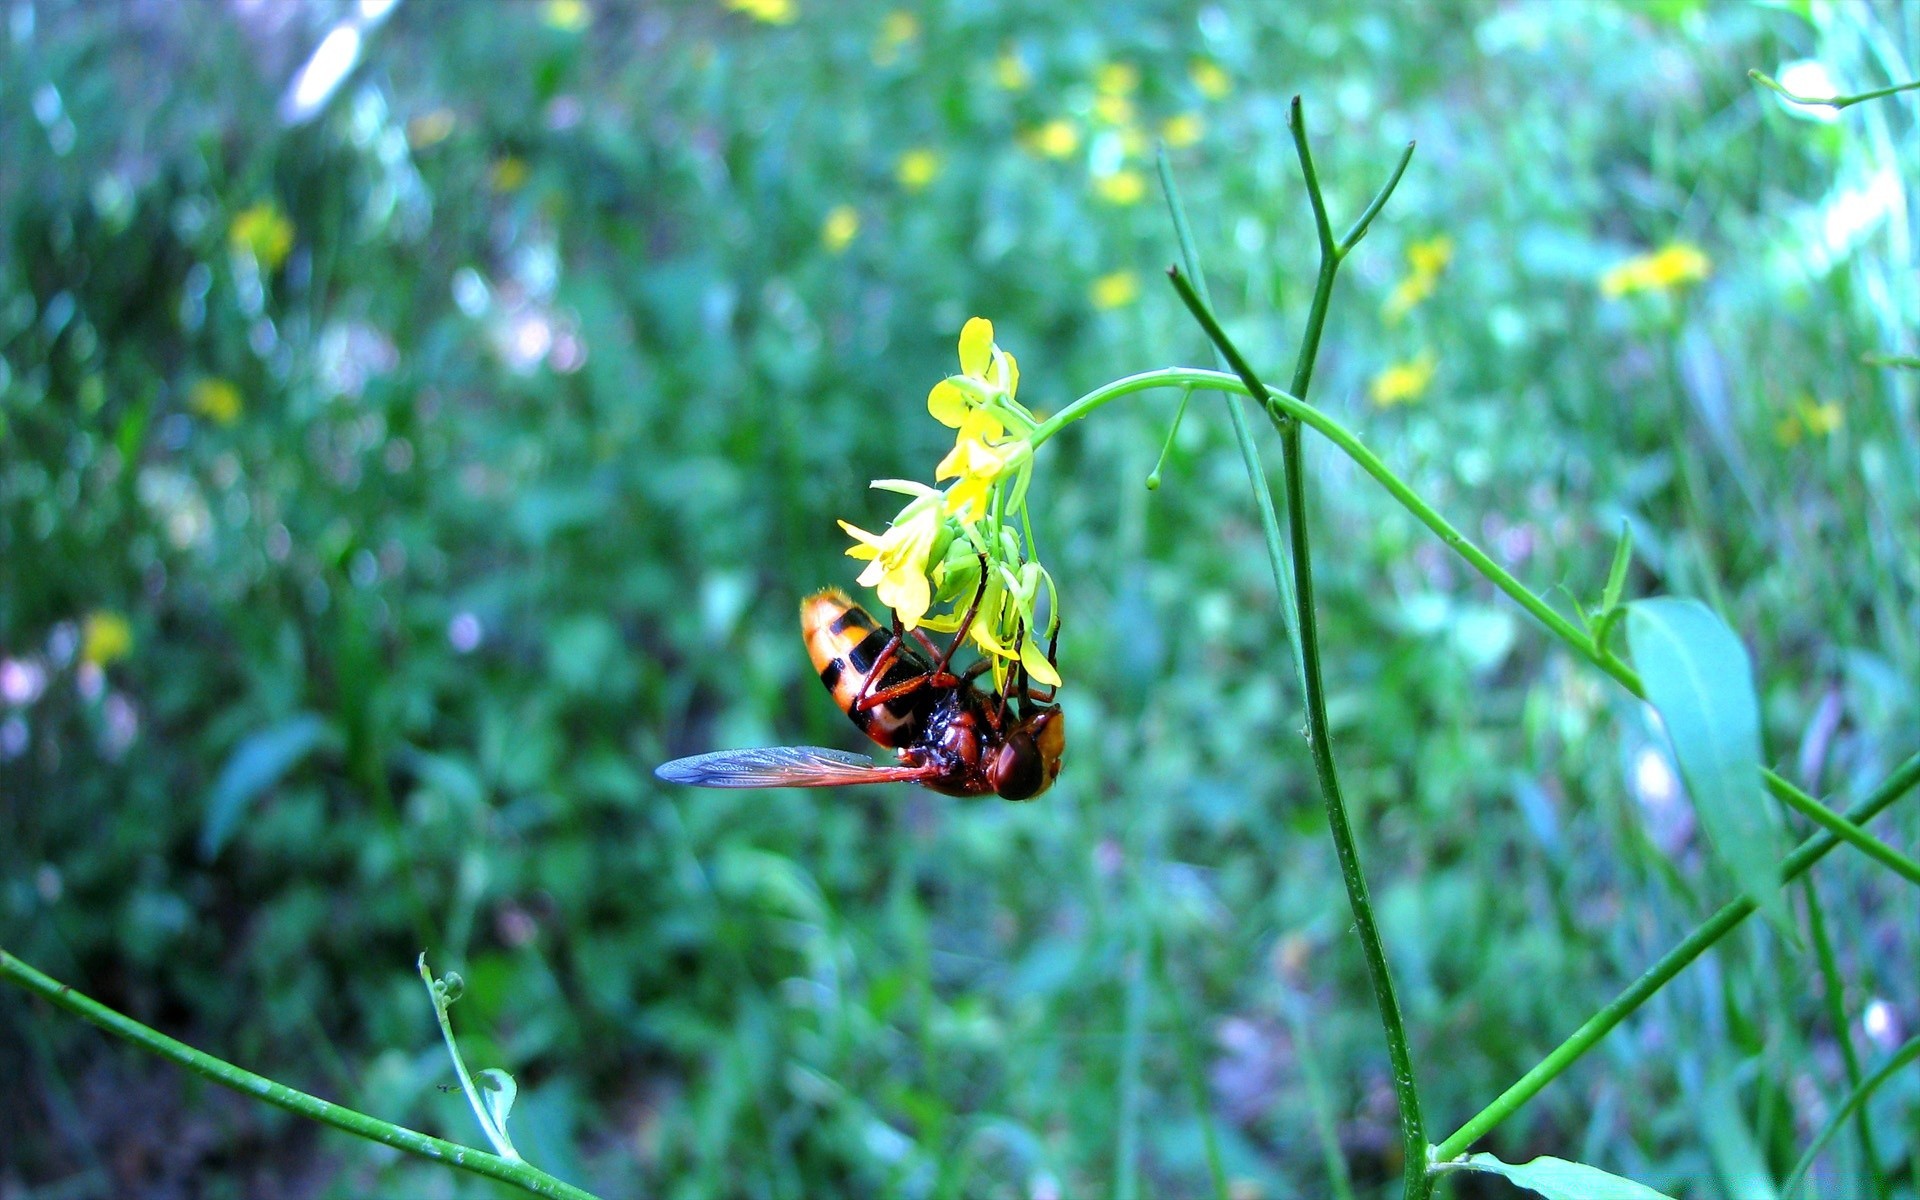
xmin=801 ymin=589 xmax=934 ymax=748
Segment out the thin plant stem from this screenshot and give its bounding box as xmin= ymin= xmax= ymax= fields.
xmin=420 ymin=955 xmax=520 ymax=1161
xmin=1156 ymin=943 xmax=1231 ymax=1200
xmin=1431 ymin=751 xmax=1920 ymax=1161
xmin=0 ymin=948 xmax=603 ymax=1200
xmin=1769 ymin=778 xmax=1920 ymax=886
xmin=1782 ymin=1036 xmax=1920 ymax=1197
xmin=1166 ymin=93 xmax=1429 ymax=1200
xmin=1804 ymin=878 xmax=1889 ymax=1198
xmin=1749 ymin=68 xmax=1920 ymax=110
xmin=1156 ymin=145 xmax=1305 ymax=696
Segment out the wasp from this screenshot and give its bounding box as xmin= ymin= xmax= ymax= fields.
xmin=655 ymin=576 xmax=1064 ymax=801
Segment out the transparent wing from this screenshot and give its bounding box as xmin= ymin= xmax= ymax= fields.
xmin=653 ymin=745 xmax=934 ymax=789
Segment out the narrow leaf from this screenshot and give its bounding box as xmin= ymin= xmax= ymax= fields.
xmin=1626 ymin=598 xmax=1787 ymax=930
xmin=477 ymin=1067 xmax=518 ymax=1133
xmin=1459 ymin=1153 xmax=1675 ymax=1199
xmin=200 ymin=713 xmax=332 ymax=860
xmin=1602 ymin=519 xmax=1633 ymax=612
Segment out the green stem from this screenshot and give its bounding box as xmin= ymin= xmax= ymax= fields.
xmin=1431 ymin=751 xmax=1920 ymax=1162
xmin=1769 ymin=778 xmax=1920 ymax=887
xmin=421 ymin=955 xmax=520 ymax=1161
xmin=1172 ymin=96 xmax=1428 ymax=1199
xmin=1748 ymin=68 xmax=1920 ymax=110
xmin=1804 ymin=878 xmax=1889 ymax=1198
xmin=1782 ymin=1036 xmax=1920 ymax=1198
xmin=0 ymin=948 xmax=602 ymax=1200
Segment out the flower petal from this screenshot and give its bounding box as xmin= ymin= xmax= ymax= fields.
xmin=928 ymin=379 xmax=970 ymax=427
xmin=1021 ymin=639 xmax=1062 ymax=688
xmin=958 ymin=318 xmax=994 ymax=378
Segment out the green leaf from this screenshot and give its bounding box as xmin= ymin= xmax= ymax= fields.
xmin=1459 ymin=1153 xmax=1676 ymax=1199
xmin=1626 ymin=598 xmax=1786 ymax=930
xmin=1602 ymin=519 xmax=1634 ymax=612
xmin=477 ymin=1067 xmax=518 ymax=1134
xmin=199 ymin=713 xmax=332 ymax=860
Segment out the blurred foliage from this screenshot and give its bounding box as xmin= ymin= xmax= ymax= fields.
xmin=3 ymin=1 xmax=1919 ymax=1197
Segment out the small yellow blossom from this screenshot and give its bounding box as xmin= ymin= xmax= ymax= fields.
xmin=1096 ymin=62 xmax=1139 ymax=97
xmin=840 ymin=483 xmax=945 ymax=629
xmin=1407 ymin=235 xmax=1453 ymax=278
xmin=937 ymin=409 xmax=1027 ymax=522
xmin=189 ymin=378 xmax=243 ymax=425
xmin=928 ymin=317 xmax=1019 ymax=425
xmin=821 ymin=205 xmax=859 ymax=253
xmin=490 ymin=157 xmax=530 ymax=192
xmin=995 ymin=49 xmax=1030 ymax=91
xmin=408 ymin=108 xmax=456 ymax=149
xmin=1094 ymin=169 xmax=1146 ymax=206
xmin=896 ymin=148 xmax=940 ymax=192
xmin=1775 ymin=397 xmax=1844 ymax=445
xmin=1370 ymin=350 xmax=1438 ymax=407
xmin=1117 ymin=125 xmax=1149 ymax=159
xmin=1190 ymin=59 xmax=1231 ymax=99
xmin=1382 ymin=274 xmax=1434 ymax=324
xmin=723 ymin=0 xmax=796 ymax=24
xmin=1161 ymin=112 xmax=1204 ymax=148
xmin=228 ymin=203 xmax=294 ymax=270
xmin=543 ymin=0 xmax=591 ymax=31
xmin=1092 ymin=93 xmax=1134 ymax=127
xmin=871 ymin=10 xmax=917 ymax=65
xmin=1600 ymin=242 xmax=1711 ymax=298
xmin=1090 ymin=270 xmax=1139 ymax=309
xmin=82 ymin=611 xmax=133 ymax=667
xmin=1026 ymin=119 xmax=1079 ymax=159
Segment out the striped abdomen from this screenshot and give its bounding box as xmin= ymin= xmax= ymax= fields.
xmin=801 ymin=589 xmax=934 ymax=748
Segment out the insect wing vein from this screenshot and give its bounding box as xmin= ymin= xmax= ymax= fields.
xmin=655 ymin=745 xmax=920 ymax=789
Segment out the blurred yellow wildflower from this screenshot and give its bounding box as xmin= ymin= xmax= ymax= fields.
xmin=1092 ymin=93 xmax=1134 ymax=127
xmin=1600 ymin=242 xmax=1711 ymax=298
xmin=229 ymin=203 xmax=294 ymax=270
xmin=490 ymin=157 xmax=530 ymax=192
xmin=821 ymin=205 xmax=859 ymax=253
xmin=543 ymin=0 xmax=591 ymax=31
xmin=1190 ymin=59 xmax=1231 ymax=99
xmin=1090 ymin=270 xmax=1139 ymax=309
xmin=871 ymin=11 xmax=917 ymax=65
xmin=83 ymin=611 xmax=133 ymax=667
xmin=189 ymin=378 xmax=243 ymax=425
xmin=1161 ymin=112 xmax=1204 ymax=149
xmin=896 ymin=148 xmax=940 ymax=191
xmin=1096 ymin=62 xmax=1139 ymax=96
xmin=723 ymin=0 xmax=795 ymax=24
xmin=1026 ymin=119 xmax=1079 ymax=159
xmin=1382 ymin=234 xmax=1453 ymax=323
xmin=995 ymin=49 xmax=1030 ymax=91
xmin=1774 ymin=397 xmax=1844 ymax=445
xmin=1094 ymin=169 xmax=1146 ymax=206
xmin=1370 ymin=350 xmax=1438 ymax=406
xmin=840 ymin=481 xmax=945 ymax=629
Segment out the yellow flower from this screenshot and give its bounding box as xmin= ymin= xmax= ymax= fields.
xmin=839 ymin=483 xmax=945 ymax=628
xmin=1094 ymin=169 xmax=1145 ymax=206
xmin=1026 ymin=119 xmax=1079 ymax=159
xmin=1190 ymin=59 xmax=1231 ymax=99
xmin=1407 ymin=235 xmax=1453 ymax=277
xmin=871 ymin=10 xmax=917 ymax=65
xmin=723 ymin=0 xmax=795 ymax=24
xmin=1092 ymin=93 xmax=1134 ymax=127
xmin=1599 ymin=242 xmax=1711 ymax=298
xmin=542 ymin=0 xmax=591 ymax=31
xmin=1381 ymin=274 xmax=1434 ymax=324
xmin=1090 ymin=270 xmax=1139 ymax=309
xmin=1096 ymin=62 xmax=1139 ymax=97
xmin=821 ymin=205 xmax=859 ymax=253
xmin=1161 ymin=112 xmax=1204 ymax=148
xmin=936 ymin=409 xmax=1028 ymax=522
xmin=1800 ymin=399 xmax=1843 ymax=435
xmin=189 ymin=378 xmax=242 ymax=425
xmin=896 ymin=148 xmax=940 ymax=191
xmin=82 ymin=611 xmax=133 ymax=667
xmin=490 ymin=157 xmax=530 ymax=192
xmin=1370 ymin=350 xmax=1438 ymax=407
xmin=927 ymin=316 xmax=1020 ymax=425
xmin=228 ymin=203 xmax=294 ymax=270
xmin=995 ymin=49 xmax=1030 ymax=91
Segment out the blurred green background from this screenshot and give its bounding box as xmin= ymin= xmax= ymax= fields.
xmin=4 ymin=1 xmax=1919 ymax=1196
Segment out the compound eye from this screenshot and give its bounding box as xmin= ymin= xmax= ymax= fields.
xmin=990 ymin=732 xmax=1046 ymax=801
